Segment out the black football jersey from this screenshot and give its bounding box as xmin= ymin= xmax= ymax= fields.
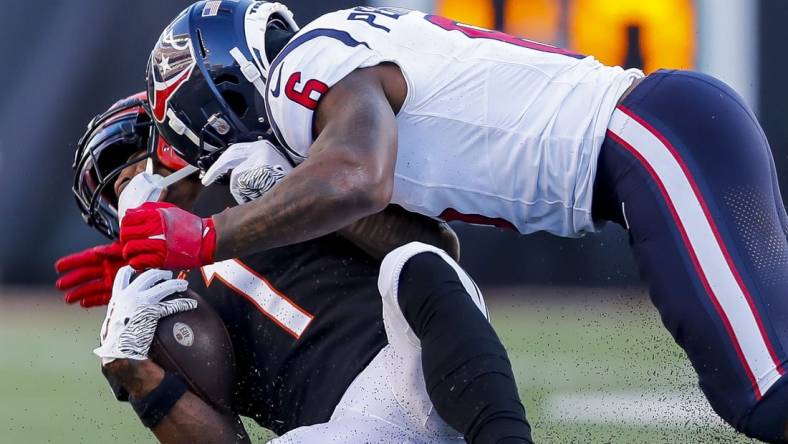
xmin=188 ymin=233 xmax=387 ymax=435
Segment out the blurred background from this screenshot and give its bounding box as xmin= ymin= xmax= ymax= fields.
xmin=1 ymin=1 xmax=786 ymax=443
xmin=4 ymin=0 xmax=788 ymax=287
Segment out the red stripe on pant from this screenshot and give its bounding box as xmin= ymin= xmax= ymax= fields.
xmin=606 ymin=127 xmax=765 ymax=399
xmin=618 ymin=105 xmax=785 ymax=378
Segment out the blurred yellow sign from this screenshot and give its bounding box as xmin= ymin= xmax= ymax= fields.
xmin=570 ymin=0 xmax=694 ymax=73
xmin=435 ymin=0 xmax=695 ymax=73
xmin=436 ymin=0 xmax=497 ymax=29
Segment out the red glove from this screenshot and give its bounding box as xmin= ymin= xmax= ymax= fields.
xmin=54 ymin=242 xmax=126 ymax=307
xmin=120 ymin=201 xmax=217 ymax=271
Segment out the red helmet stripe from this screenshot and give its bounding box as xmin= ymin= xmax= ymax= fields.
xmin=151 ymin=64 xmax=194 ymax=122
xmin=156 ymin=136 xmax=190 ymax=170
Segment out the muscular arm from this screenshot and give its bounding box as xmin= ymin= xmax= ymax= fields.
xmin=212 ymin=65 xmax=400 ymax=260
xmin=105 ymin=359 xmax=248 ymax=444
xmin=340 ymin=205 xmax=461 ymax=261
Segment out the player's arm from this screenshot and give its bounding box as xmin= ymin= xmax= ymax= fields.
xmin=96 ymin=268 xmax=247 ymax=443
xmin=210 ymin=65 xmax=399 ymax=260
xmin=106 ymin=359 xmax=249 ymax=444
xmin=121 ymin=65 xmax=405 ymax=270
xmin=339 ymin=205 xmax=461 ymax=261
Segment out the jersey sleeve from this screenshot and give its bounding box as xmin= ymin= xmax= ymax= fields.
xmin=265 ymin=11 xmax=387 ymax=159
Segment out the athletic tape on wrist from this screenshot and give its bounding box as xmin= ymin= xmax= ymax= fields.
xmin=129 ymin=371 xmax=188 ymax=429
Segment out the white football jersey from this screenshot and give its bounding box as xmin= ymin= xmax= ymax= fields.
xmin=264 ymin=7 xmax=643 ymax=237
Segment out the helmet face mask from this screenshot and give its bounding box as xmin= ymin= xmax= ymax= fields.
xmin=147 ymin=0 xmax=299 ymax=172
xmin=72 ymin=93 xmax=188 ymax=239
xmin=74 ymin=106 xmax=151 ymax=239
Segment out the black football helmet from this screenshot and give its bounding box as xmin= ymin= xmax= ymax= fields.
xmin=146 ymin=0 xmax=298 ymax=171
xmin=73 ymin=92 xmax=189 ymax=239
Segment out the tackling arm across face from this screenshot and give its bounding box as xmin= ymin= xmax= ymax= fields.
xmin=202 ymin=140 xmax=458 ymax=262
xmin=211 ymin=65 xmax=399 ymax=260
xmin=121 ymin=66 xmax=401 ymax=269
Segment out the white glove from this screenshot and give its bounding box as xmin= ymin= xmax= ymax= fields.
xmin=201 ymin=140 xmax=293 ymax=204
xmin=118 ymin=172 xmax=165 ymax=220
xmin=117 ymin=163 xmax=199 ymax=219
xmin=94 ymin=266 xmax=195 ymax=365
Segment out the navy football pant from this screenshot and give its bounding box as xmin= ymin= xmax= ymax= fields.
xmin=593 ymin=70 xmax=788 ymax=442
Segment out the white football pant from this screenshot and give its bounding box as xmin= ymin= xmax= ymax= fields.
xmin=271 ymin=242 xmax=488 ymax=443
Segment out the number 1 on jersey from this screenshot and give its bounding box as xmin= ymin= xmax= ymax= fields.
xmin=202 ymin=259 xmax=314 ymax=339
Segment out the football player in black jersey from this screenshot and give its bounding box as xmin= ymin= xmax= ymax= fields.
xmin=55 ymin=94 xmax=533 ymax=443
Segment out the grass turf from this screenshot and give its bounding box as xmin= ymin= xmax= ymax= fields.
xmin=0 ymin=287 xmax=756 ymax=443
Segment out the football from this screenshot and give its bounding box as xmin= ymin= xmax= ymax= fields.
xmin=148 ymin=289 xmax=236 ymax=412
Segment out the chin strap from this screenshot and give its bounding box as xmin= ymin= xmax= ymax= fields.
xmin=230 ymin=47 xmax=268 ymax=100
xmin=166 ymin=109 xmax=201 ymax=147
xmin=161 ymin=164 xmax=199 ymax=187
xmin=166 ymin=108 xmax=220 ymax=155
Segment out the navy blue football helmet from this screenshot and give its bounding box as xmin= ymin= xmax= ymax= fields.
xmin=146 ymin=0 xmax=298 ymax=171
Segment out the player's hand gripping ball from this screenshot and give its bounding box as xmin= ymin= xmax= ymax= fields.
xmin=120 ymin=202 xmax=216 ymax=271
xmin=94 ymin=266 xmax=195 ymax=364
xmin=54 ymin=242 xmax=126 ymax=307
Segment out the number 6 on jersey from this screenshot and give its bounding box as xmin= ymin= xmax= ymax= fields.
xmin=285 ymin=72 xmax=328 ymax=110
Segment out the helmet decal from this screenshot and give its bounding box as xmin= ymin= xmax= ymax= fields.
xmin=149 ymin=24 xmax=197 ymax=123
xmin=201 ymin=0 xmax=222 ymax=17
xmin=144 ymin=0 xmax=300 ymax=171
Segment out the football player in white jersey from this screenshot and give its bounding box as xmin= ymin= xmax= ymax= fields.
xmin=58 ymin=93 xmax=533 ymax=443
xmin=122 ymin=2 xmax=788 ymax=442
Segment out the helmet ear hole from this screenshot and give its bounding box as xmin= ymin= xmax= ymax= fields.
xmin=214 ymin=73 xmax=240 ymax=85
xmin=221 ymin=90 xmax=248 ymax=119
